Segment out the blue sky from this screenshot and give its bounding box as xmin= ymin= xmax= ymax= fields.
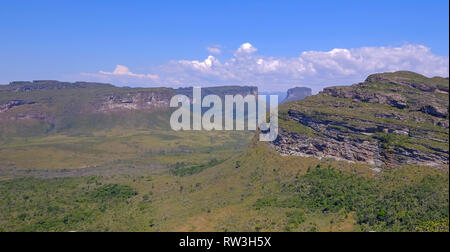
xmin=0 ymin=0 xmax=449 ymax=91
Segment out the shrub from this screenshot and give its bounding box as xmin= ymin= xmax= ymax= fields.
xmin=91 ymin=184 xmax=138 ymax=202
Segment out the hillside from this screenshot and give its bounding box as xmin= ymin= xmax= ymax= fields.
xmin=0 ymin=81 xmax=257 ymax=137
xmin=0 ymin=73 xmax=448 ymax=232
xmin=273 ymin=71 xmax=449 ymax=169
xmin=1 ymin=138 xmax=448 ymax=232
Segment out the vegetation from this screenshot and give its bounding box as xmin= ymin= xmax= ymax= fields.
xmin=277 ymin=71 xmax=449 ymax=168
xmin=0 ymin=177 xmax=143 ymax=231
xmin=91 ymin=184 xmax=138 ymax=202
xmin=0 ymin=136 xmax=448 ymax=232
xmin=416 ymin=219 xmax=449 ymax=232
xmin=254 ymin=165 xmax=449 ymax=232
xmin=0 ymin=73 xmax=448 ymax=232
xmin=170 ymin=159 xmax=224 ymax=177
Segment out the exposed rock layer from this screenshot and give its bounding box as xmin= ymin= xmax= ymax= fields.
xmin=0 ymin=80 xmax=257 ymax=136
xmin=272 ymin=71 xmax=449 ymax=168
xmin=282 ymin=87 xmax=312 ymax=103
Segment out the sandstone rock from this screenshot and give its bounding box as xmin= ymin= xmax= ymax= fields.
xmin=0 ymin=100 xmax=35 ymax=113
xmin=96 ymin=91 xmax=172 ymax=113
xmin=273 ymin=71 xmax=449 ymax=168
xmin=282 ymin=87 xmax=312 ymax=103
xmin=420 ymin=104 xmax=448 ymax=118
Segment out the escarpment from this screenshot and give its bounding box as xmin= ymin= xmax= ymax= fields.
xmin=0 ymin=81 xmax=257 ymax=136
xmin=272 ymin=71 xmax=449 ymax=169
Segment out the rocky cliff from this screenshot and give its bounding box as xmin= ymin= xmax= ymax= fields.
xmin=0 ymin=81 xmax=174 ymax=120
xmin=272 ymin=71 xmax=449 ymax=169
xmin=0 ymin=80 xmax=257 ymax=136
xmin=282 ymin=87 xmax=312 ymax=103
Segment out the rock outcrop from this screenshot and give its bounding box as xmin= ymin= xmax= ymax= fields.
xmin=0 ymin=80 xmax=258 ymax=136
xmin=0 ymin=100 xmax=36 ymax=113
xmin=272 ymin=71 xmax=449 ymax=169
xmin=95 ymin=90 xmax=173 ymax=113
xmin=282 ymin=87 xmax=312 ymax=103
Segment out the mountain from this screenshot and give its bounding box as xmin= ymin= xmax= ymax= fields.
xmin=176 ymin=86 xmax=258 ymax=99
xmin=273 ymin=71 xmax=449 ymax=169
xmin=282 ymin=87 xmax=312 ymax=103
xmin=0 ymin=81 xmax=257 ymax=137
xmin=0 ymin=73 xmax=448 ymax=232
xmin=259 ymin=92 xmax=288 ymax=105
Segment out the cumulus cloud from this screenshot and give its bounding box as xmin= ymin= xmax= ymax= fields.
xmin=81 ymin=43 xmax=449 ymax=92
xmin=178 ymin=56 xmax=219 ymax=72
xmin=98 ymin=65 xmax=159 ymax=80
xmin=157 ymin=43 xmax=449 ymax=92
xmin=235 ymin=42 xmax=258 ymax=55
xmin=80 ymin=65 xmax=159 ymax=85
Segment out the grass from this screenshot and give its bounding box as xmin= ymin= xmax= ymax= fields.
xmin=0 ymin=177 xmax=146 ymax=231
xmin=0 ymin=73 xmax=448 ymax=232
xmin=170 ymin=158 xmax=224 ymax=177
xmin=0 ymin=129 xmax=252 ymax=172
xmin=279 ymin=111 xmax=317 ymax=137
xmin=276 ymin=72 xmax=449 ymax=168
xmin=254 ymin=165 xmax=448 ymax=232
xmin=0 ymin=135 xmax=447 ymax=232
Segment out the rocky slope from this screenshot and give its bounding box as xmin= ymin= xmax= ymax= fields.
xmin=282 ymin=87 xmax=312 ymax=103
xmin=272 ymin=71 xmax=449 ymax=169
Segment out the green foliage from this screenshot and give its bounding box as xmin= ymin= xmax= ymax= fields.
xmin=378 ymin=133 xmax=393 ymax=150
xmin=170 ymin=158 xmax=223 ymax=176
xmin=90 ymin=184 xmax=138 ymax=202
xmin=255 ymin=166 xmax=449 ymax=232
xmin=416 ymin=218 xmax=449 ymax=232
xmin=357 ymin=174 xmax=449 ymax=231
xmin=279 ymin=111 xmax=316 ymax=137
xmin=254 ymin=198 xmax=278 ymax=210
xmin=0 ymin=178 xmax=140 ymax=231
xmin=284 ymin=167 xmax=376 ymax=213
xmin=0 ymin=73 xmax=448 ymax=232
xmin=285 ymin=209 xmax=306 ymax=231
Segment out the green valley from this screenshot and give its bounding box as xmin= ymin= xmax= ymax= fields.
xmin=0 ymin=72 xmax=448 ymax=232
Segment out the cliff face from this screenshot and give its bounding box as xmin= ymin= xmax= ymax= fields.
xmin=176 ymin=86 xmax=259 ymax=102
xmin=95 ymin=90 xmax=173 ymax=113
xmin=0 ymin=81 xmax=257 ymax=136
xmin=282 ymin=87 xmax=312 ymax=103
xmin=0 ymin=81 xmax=174 ymax=121
xmin=272 ymin=71 xmax=449 ymax=169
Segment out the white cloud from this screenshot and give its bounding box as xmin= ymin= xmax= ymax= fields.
xmin=81 ymin=43 xmax=449 ymax=92
xmin=206 ymin=47 xmax=221 ymax=55
xmin=235 ymin=42 xmax=258 ymax=55
xmin=178 ymin=56 xmax=219 ymax=72
xmin=98 ymin=65 xmax=159 ymax=80
xmin=158 ymin=43 xmax=449 ymax=92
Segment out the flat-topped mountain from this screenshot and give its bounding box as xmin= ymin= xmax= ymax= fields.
xmin=0 ymin=80 xmax=257 ymax=137
xmin=273 ymin=71 xmax=449 ymax=169
xmin=282 ymin=87 xmax=312 ymax=103
xmin=3 ymin=80 xmax=115 ymax=92
xmin=176 ymin=86 xmax=258 ymax=99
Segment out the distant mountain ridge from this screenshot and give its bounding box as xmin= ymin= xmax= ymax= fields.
xmin=0 ymin=80 xmax=257 ymax=137
xmin=282 ymin=87 xmax=312 ymax=103
xmin=4 ymin=80 xmax=114 ymax=92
